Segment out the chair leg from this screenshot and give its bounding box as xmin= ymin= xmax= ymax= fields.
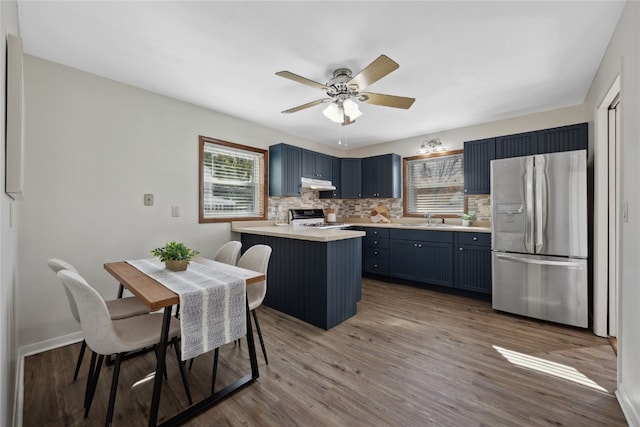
xmin=73 ymin=340 xmax=87 ymax=381
xmin=85 ymin=354 xmax=104 ymax=418
xmin=106 ymin=353 xmax=122 ymax=427
xmin=84 ymin=351 xmax=97 ymax=409
xmin=172 ymin=337 xmax=192 ymax=405
xmin=154 ymin=345 xmax=168 ymax=380
xmin=252 ymin=309 xmax=268 ymax=365
xmin=211 ymin=347 xmax=220 ymax=395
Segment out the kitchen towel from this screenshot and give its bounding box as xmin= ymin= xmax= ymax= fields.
xmin=126 ymin=258 xmax=246 ymax=360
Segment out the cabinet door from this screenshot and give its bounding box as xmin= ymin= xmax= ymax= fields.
xmin=463 ymin=138 xmax=495 ymax=195
xmin=301 ymin=149 xmax=316 ymax=178
xmin=319 ymin=157 xmax=341 ymax=199
xmin=269 ymin=143 xmax=301 ymax=196
xmin=316 ymin=153 xmax=333 ymax=180
xmin=302 ymin=149 xmax=334 ymax=180
xmin=495 ymin=131 xmax=540 ymax=159
xmin=538 ymin=123 xmax=587 ymax=154
xmin=361 ymin=154 xmax=401 ymax=198
xmin=341 ymin=158 xmax=362 ymax=198
xmin=418 ymin=242 xmax=453 ymax=287
xmin=455 ymin=245 xmax=492 ymax=294
xmin=389 ymin=239 xmax=421 ymax=280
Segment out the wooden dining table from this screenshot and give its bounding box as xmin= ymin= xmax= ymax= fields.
xmin=104 ymin=256 xmax=266 ymax=427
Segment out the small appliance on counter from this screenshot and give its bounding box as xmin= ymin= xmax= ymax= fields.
xmin=289 ymin=208 xmax=349 ymax=229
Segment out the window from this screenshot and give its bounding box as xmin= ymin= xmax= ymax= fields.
xmin=199 ymin=136 xmax=268 ymax=223
xmin=403 ymin=150 xmax=464 ymax=217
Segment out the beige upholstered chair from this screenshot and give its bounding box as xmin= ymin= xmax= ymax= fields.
xmin=47 ymin=258 xmax=149 ymax=381
xmin=214 ymin=241 xmax=242 ymax=266
xmin=237 ymin=244 xmax=272 ymax=364
xmin=56 ymin=269 xmax=192 ymax=425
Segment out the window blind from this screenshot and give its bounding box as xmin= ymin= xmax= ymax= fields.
xmin=202 ymin=143 xmax=265 ymax=219
xmin=406 ymin=154 xmax=464 ymax=215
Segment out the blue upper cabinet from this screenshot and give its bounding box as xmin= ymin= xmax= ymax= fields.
xmin=319 ymin=157 xmax=342 ymax=199
xmin=340 ymin=158 xmax=362 ymax=198
xmin=302 ymin=149 xmax=333 ymax=180
xmin=495 ymin=130 xmax=540 ymax=158
xmin=463 ymin=138 xmax=495 ymax=195
xmin=538 ymin=123 xmax=588 ymax=153
xmin=361 ymin=154 xmax=401 ymax=198
xmin=269 ymin=143 xmax=301 ymax=196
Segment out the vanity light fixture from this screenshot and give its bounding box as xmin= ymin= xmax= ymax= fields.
xmin=417 ymin=138 xmax=446 ymax=154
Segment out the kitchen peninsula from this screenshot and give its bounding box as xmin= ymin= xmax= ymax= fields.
xmin=231 ymin=222 xmax=365 ymax=330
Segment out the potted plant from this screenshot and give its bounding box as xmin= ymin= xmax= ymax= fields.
xmin=151 ymin=241 xmax=200 ymax=271
xmin=461 ymin=212 xmax=475 ymax=227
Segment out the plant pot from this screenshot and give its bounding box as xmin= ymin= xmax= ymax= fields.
xmin=462 ymin=219 xmax=471 ymax=227
xmin=165 ymin=259 xmax=188 ymax=272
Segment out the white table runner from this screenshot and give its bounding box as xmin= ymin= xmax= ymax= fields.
xmin=126 ymin=258 xmax=246 ymax=360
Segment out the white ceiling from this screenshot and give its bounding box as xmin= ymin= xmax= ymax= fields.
xmin=16 ymin=1 xmax=626 ymax=148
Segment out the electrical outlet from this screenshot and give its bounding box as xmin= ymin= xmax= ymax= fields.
xmin=171 ymin=206 xmax=180 ymax=217
xmin=144 ymin=194 xmax=154 ymax=206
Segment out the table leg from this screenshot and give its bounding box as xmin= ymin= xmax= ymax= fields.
xmin=117 ymin=283 xmax=124 ymax=298
xmin=149 ymin=306 xmax=173 ymax=426
xmin=245 ymin=300 xmax=259 ymax=377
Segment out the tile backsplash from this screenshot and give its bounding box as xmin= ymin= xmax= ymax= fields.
xmin=269 ymin=190 xmax=491 ymax=222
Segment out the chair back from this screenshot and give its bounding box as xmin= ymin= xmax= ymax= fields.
xmin=47 ymin=258 xmax=81 ymax=323
xmin=237 ymin=244 xmax=271 ymax=310
xmin=56 ymin=270 xmax=121 ymax=355
xmin=214 ymin=241 xmax=242 ymax=266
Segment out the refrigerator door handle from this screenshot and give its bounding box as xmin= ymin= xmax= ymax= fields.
xmin=535 ymin=155 xmax=547 ymax=253
xmin=495 ymin=253 xmax=582 ymax=268
xmin=524 ymin=157 xmax=535 ymax=253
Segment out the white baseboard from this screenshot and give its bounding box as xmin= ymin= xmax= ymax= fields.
xmin=13 ymin=331 xmax=83 ymax=427
xmin=616 ymin=383 xmax=640 ymax=426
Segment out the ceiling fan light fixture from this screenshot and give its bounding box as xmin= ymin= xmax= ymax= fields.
xmin=322 ymin=102 xmax=343 ymax=123
xmin=342 ymin=99 xmax=362 ymax=120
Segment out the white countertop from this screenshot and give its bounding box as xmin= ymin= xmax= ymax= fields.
xmin=349 ymin=222 xmax=492 ymax=233
xmin=231 ymin=220 xmax=490 ymax=240
xmin=231 ymin=222 xmax=366 ymax=242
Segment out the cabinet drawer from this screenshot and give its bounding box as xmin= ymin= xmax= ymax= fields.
xmin=363 ymin=228 xmax=389 ymax=238
xmin=364 ymin=257 xmax=389 ymax=275
xmin=457 ymin=232 xmax=491 ymax=246
xmin=364 ymin=247 xmax=389 ymax=259
xmin=389 ymin=229 xmax=453 ymax=243
xmin=364 ymin=236 xmax=389 ymax=249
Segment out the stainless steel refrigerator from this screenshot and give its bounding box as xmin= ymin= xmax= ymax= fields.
xmin=491 ymin=149 xmax=588 ymax=328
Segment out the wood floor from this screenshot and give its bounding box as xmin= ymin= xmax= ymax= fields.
xmin=23 ymin=277 xmax=626 ymax=426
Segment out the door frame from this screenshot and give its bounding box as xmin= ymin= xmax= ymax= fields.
xmin=593 ymin=75 xmax=620 ymax=337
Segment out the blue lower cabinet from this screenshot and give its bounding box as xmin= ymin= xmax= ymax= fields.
xmin=454 ymin=233 xmax=492 ymax=295
xmin=389 ymin=238 xmax=453 ymax=287
xmin=359 ymin=227 xmax=390 ymax=275
xmin=240 ymin=233 xmax=362 ymax=330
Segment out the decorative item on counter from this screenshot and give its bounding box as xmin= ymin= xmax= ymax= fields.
xmin=151 ymin=241 xmax=200 ymax=271
xmin=370 ymin=205 xmax=391 ymax=223
xmin=461 ymin=212 xmax=475 ymax=227
xmin=325 ymin=207 xmax=337 ymax=223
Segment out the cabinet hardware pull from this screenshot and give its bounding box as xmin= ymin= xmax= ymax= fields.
xmin=473 ymin=237 xmax=477 ymax=241
xmin=459 ymin=248 xmax=463 ymax=251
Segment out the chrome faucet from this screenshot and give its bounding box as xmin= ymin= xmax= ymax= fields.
xmin=424 ymin=211 xmax=432 ymax=225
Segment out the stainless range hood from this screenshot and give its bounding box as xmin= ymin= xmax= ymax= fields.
xmin=300 ymin=177 xmax=336 ymax=191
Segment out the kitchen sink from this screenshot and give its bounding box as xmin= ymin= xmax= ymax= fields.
xmin=400 ymin=223 xmax=456 ymax=228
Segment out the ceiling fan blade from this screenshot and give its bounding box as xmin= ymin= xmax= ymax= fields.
xmin=348 ymin=55 xmax=399 ymax=91
xmin=359 ymin=92 xmax=415 ymax=109
xmin=276 ymin=71 xmax=329 ymax=90
xmin=281 ymin=99 xmax=327 ymax=114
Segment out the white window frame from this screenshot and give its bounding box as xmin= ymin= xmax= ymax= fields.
xmin=403 ymin=150 xmax=465 ymax=218
xmin=199 ymin=136 xmax=268 ymax=223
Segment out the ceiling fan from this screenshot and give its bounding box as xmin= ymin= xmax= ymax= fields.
xmin=276 ymin=55 xmax=415 ymax=126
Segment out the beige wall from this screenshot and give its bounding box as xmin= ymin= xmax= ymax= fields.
xmin=344 ymin=104 xmax=588 ymax=159
xmin=17 ymin=55 xmax=324 ymax=348
xmin=583 ymin=1 xmax=640 ymax=423
xmin=1 ymin=2 xmax=21 ymax=425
